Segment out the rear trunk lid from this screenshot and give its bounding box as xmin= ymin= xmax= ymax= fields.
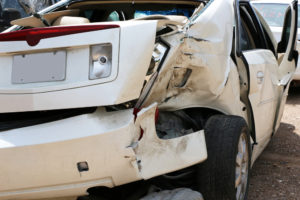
xmin=0 ymin=21 xmax=157 ymax=112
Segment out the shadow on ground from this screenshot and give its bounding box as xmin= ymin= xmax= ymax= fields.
xmin=286 ymin=87 xmax=300 ymax=105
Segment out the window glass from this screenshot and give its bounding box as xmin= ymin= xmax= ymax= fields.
xmin=134 ymin=8 xmax=194 ymax=19
xmin=239 ymin=6 xmax=261 ymax=49
xmin=240 ymin=19 xmax=255 ymax=51
xmin=278 ymin=7 xmax=292 ymax=53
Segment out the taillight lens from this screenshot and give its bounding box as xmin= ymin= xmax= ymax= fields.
xmin=0 ymin=25 xmax=119 ymax=46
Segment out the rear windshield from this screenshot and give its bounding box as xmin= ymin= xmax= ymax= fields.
xmin=134 ymin=8 xmax=194 ymax=18
xmin=252 ymin=3 xmax=300 ymax=27
xmin=79 ymin=4 xmax=197 ymax=22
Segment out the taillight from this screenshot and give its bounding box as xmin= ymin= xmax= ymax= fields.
xmin=133 ymin=108 xmax=141 ymax=122
xmin=154 ymin=108 xmax=159 ymax=124
xmin=0 ymin=25 xmax=119 ymax=46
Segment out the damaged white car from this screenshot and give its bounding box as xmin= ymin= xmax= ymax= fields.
xmin=0 ymin=0 xmax=298 ymax=200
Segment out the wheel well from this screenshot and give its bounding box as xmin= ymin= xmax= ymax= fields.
xmin=183 ymin=107 xmax=225 ymax=130
xmin=156 ymin=107 xmax=224 ymax=139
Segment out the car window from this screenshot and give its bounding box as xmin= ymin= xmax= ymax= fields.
xmin=134 ymin=8 xmax=194 ymax=19
xmin=239 ymin=5 xmax=262 ymax=50
xmin=252 ymin=7 xmax=277 ymax=57
xmin=240 ymin=17 xmax=256 ymax=51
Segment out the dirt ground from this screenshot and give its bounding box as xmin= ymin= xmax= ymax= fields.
xmin=248 ymin=87 xmax=300 ymax=200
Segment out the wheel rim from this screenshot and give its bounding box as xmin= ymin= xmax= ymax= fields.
xmin=235 ymin=132 xmax=249 ymax=200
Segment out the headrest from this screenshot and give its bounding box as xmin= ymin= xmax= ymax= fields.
xmin=53 ymin=16 xmax=90 ymax=26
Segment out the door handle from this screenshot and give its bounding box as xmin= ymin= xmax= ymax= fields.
xmin=257 ymin=71 xmax=264 ymax=84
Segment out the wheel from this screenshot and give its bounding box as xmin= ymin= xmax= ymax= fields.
xmin=197 ymin=115 xmax=251 ymax=200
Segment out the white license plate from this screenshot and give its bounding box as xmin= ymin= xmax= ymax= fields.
xmin=12 ymin=51 xmax=66 ymax=84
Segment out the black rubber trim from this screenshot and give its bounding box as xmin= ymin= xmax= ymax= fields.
xmin=156 ymin=37 xmax=170 ymax=72
xmin=0 ymin=107 xmax=96 ymax=132
xmin=288 ymin=0 xmax=298 ymax=61
xmin=135 ymin=37 xmax=170 ymax=109
xmin=234 ymin=0 xmax=257 ymax=144
xmin=234 ymin=0 xmax=242 ymax=57
xmin=240 ymin=53 xmax=257 ymax=144
xmin=247 ymin=3 xmax=268 ymax=49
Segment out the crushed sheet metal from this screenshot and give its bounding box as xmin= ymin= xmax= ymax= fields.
xmin=141 ymin=0 xmax=246 ymax=117
xmin=130 ymin=103 xmax=207 ymax=180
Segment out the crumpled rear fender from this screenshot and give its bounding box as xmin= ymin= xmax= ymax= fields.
xmin=129 ymin=103 xmax=207 ymax=180
xmin=0 ymin=103 xmax=207 ymax=200
xmin=141 ymin=0 xmax=246 ymax=118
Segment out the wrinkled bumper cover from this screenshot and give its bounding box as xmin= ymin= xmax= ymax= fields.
xmin=0 ymin=104 xmax=207 ymax=200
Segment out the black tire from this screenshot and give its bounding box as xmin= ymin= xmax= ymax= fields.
xmin=197 ymin=115 xmax=251 ymax=200
xmin=77 ymin=195 xmax=109 ymax=200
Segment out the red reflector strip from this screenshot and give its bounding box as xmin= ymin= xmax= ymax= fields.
xmin=0 ymin=25 xmax=120 ymax=46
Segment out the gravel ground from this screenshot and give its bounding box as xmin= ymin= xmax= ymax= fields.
xmin=248 ymin=87 xmax=300 ymax=200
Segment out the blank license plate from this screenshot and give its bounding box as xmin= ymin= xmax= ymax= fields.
xmin=12 ymin=51 xmax=66 ymax=84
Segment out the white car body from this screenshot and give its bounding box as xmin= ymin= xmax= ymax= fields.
xmin=0 ymin=0 xmax=297 ymax=199
xmin=251 ymin=0 xmax=300 ymax=80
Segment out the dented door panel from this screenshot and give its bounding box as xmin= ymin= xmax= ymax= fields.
xmin=235 ymin=0 xmax=298 ymax=160
xmin=274 ymin=1 xmax=298 ymax=131
xmin=242 ymin=50 xmax=280 ymax=146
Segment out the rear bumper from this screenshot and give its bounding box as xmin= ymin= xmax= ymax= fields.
xmin=0 ymin=104 xmax=207 ymax=200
